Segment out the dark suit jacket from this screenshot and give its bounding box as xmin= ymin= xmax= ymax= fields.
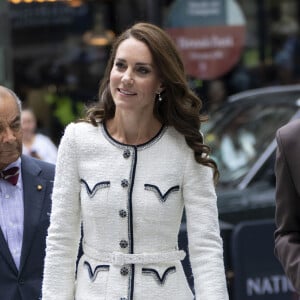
xmin=0 ymin=155 xmax=55 ymax=300
xmin=274 ymin=119 xmax=300 ymax=294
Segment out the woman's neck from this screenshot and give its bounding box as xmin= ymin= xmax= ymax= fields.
xmin=106 ymin=112 xmax=162 ymax=145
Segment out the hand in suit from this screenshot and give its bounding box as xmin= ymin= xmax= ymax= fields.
xmin=274 ymin=119 xmax=300 ymax=294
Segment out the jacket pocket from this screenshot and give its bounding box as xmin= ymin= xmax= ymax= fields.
xmin=83 ymin=260 xmax=110 ymax=282
xmin=144 ymin=184 xmax=180 ymax=203
xmin=80 ymin=179 xmax=110 ymax=198
xmin=141 ymin=266 xmax=176 ymax=285
xmin=75 ymin=259 xmax=110 ymax=298
xmin=80 ymin=179 xmax=110 ymax=216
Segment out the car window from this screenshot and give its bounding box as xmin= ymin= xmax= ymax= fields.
xmin=202 ymin=103 xmax=296 ymax=186
xmin=250 ymin=151 xmax=276 ymax=186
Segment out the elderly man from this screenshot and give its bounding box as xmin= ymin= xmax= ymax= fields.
xmin=0 ymin=86 xmax=55 ymax=299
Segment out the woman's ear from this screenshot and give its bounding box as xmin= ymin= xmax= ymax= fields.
xmin=157 ymin=83 xmax=165 ymax=94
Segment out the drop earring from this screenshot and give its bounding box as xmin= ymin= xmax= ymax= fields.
xmin=158 ymin=93 xmax=162 ymax=102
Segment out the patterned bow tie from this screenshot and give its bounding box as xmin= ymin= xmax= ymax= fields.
xmin=0 ymin=167 xmax=20 ymax=185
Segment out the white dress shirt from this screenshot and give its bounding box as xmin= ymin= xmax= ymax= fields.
xmin=0 ymin=158 xmax=24 ymax=269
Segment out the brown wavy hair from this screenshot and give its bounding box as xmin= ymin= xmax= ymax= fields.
xmin=84 ymin=22 xmax=219 ymax=182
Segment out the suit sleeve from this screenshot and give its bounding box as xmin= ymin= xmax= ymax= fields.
xmin=274 ymin=128 xmax=300 ymax=293
xmin=42 ymin=123 xmax=81 ymax=300
xmin=183 ymin=151 xmax=229 ymax=299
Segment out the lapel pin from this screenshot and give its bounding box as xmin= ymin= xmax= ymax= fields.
xmin=37 ymin=184 xmax=43 ymax=191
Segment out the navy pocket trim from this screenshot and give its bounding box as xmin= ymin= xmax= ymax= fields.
xmin=80 ymin=179 xmax=110 ymax=198
xmin=83 ymin=261 xmax=109 ymax=282
xmin=144 ymin=184 xmax=180 ymax=202
xmin=142 ymin=266 xmax=176 ymax=285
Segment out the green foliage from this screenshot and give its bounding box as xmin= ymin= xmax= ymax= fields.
xmin=45 ymin=93 xmax=84 ymax=126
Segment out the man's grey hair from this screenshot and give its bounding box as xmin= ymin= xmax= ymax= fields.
xmin=0 ymin=86 xmax=22 ymax=112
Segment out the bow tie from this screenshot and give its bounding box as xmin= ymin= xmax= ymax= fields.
xmin=0 ymin=167 xmax=20 ymax=186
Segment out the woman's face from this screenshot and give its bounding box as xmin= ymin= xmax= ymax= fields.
xmin=21 ymin=110 xmax=36 ymax=137
xmin=109 ymin=37 xmax=163 ymax=115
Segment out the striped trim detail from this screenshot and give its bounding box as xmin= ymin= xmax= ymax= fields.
xmin=80 ymin=179 xmax=110 ymax=198
xmin=144 ymin=184 xmax=180 ymax=202
xmin=83 ymin=261 xmax=109 ymax=282
xmin=142 ymin=266 xmax=176 ymax=285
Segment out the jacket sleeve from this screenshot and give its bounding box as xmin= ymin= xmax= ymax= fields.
xmin=274 ymin=127 xmax=300 ymax=293
xmin=42 ymin=123 xmax=81 ymax=299
xmin=183 ymin=151 xmax=229 ymax=299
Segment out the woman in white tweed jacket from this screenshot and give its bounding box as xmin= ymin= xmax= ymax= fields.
xmin=42 ymin=23 xmax=229 ymax=300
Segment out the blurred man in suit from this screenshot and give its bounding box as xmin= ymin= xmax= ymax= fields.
xmin=0 ymin=85 xmax=55 ymax=299
xmin=274 ymin=119 xmax=300 ymax=295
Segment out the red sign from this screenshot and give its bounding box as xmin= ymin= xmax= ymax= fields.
xmin=167 ymin=25 xmax=246 ymax=79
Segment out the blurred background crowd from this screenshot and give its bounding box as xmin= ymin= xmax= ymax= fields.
xmin=1 ymin=0 xmax=300 ymax=147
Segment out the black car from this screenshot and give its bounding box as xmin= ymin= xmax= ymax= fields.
xmin=179 ymin=85 xmax=300 ymax=300
xmin=205 ymin=84 xmax=300 ymax=224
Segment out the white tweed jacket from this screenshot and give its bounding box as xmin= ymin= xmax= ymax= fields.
xmin=42 ymin=122 xmax=228 ymax=300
